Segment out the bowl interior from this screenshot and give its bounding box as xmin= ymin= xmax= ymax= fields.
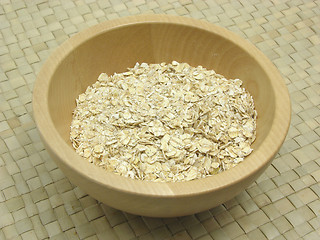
xmin=48 ymin=22 xmax=275 ymax=152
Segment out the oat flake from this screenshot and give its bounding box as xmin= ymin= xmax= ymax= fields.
xmin=70 ymin=61 xmax=257 ymax=182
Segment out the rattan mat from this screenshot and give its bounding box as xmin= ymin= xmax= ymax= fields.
xmin=1 ymin=0 xmax=320 ymax=239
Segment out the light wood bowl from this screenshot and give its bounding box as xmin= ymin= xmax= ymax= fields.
xmin=33 ymin=15 xmax=290 ymax=217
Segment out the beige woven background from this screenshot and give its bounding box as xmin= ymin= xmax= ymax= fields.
xmin=1 ymin=0 xmax=319 ymax=239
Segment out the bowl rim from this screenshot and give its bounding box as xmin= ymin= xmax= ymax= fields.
xmin=33 ymin=14 xmax=291 ymax=198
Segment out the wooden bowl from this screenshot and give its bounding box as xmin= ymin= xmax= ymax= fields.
xmin=33 ymin=15 xmax=290 ymax=217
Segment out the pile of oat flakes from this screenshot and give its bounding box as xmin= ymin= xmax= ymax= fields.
xmin=70 ymin=61 xmax=257 ymax=182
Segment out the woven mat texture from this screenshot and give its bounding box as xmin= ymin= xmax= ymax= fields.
xmin=1 ymin=0 xmax=320 ymax=239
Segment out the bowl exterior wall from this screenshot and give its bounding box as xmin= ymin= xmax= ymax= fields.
xmin=45 ymin=141 xmax=275 ymax=217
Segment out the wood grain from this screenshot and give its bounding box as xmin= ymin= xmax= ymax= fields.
xmin=33 ymin=15 xmax=290 ymax=217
